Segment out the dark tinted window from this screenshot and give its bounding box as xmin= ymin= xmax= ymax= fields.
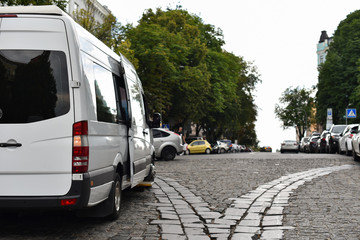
xmin=114 ymin=74 xmax=129 ymax=122
xmin=94 ymin=64 xmax=117 ymax=123
xmin=0 ymin=50 xmax=69 ymax=123
xmin=153 ymin=129 xmax=161 ymax=138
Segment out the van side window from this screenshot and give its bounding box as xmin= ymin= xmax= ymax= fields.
xmin=93 ymin=64 xmax=117 ymax=123
xmin=113 ymin=74 xmax=129 ymax=122
xmin=128 ymin=74 xmax=145 ymax=127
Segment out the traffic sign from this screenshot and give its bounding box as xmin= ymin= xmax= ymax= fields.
xmin=346 ymin=108 xmax=356 ymax=118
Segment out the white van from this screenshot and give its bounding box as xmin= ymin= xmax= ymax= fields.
xmin=0 ymin=5 xmax=160 ymax=219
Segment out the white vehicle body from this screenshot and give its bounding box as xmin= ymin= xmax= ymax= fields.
xmin=339 ymin=124 xmax=358 ymax=155
xmin=152 ymin=128 xmax=183 ymax=161
xmin=0 ymin=6 xmax=158 ymax=218
xmin=280 ymin=140 xmax=299 ymax=153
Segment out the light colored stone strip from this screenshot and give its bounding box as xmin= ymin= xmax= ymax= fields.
xmin=151 ymin=165 xmax=353 ymax=239
xmin=231 ymin=164 xmax=354 ymax=239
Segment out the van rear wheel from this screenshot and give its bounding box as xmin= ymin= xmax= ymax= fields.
xmin=106 ymin=174 xmax=122 ymax=220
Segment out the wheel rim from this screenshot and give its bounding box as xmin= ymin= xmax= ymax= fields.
xmin=114 ymin=180 xmax=121 ymax=212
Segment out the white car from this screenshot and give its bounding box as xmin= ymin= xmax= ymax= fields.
xmin=152 ymin=128 xmax=183 ymax=161
xmin=339 ymin=124 xmax=359 ymax=156
xmin=351 ymin=127 xmax=360 ymax=161
xmin=280 ymin=140 xmax=299 ymax=153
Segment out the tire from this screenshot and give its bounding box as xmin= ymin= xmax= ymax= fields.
xmin=205 ymin=148 xmax=211 ymax=154
xmin=353 ymin=148 xmax=360 ymax=162
xmin=346 ymin=144 xmax=351 ymax=156
xmin=106 ymin=174 xmax=122 ymax=220
xmin=220 ymin=148 xmax=225 ymax=154
xmin=161 ymin=146 xmax=176 ymax=161
xmin=185 ymin=149 xmax=190 ymax=155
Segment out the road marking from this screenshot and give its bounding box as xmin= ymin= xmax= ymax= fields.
xmin=150 ymin=164 xmax=353 ymax=239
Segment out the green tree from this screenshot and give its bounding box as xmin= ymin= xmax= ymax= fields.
xmin=275 ymin=86 xmax=314 ymax=140
xmin=0 ymin=0 xmax=67 ymax=10
xmin=316 ymin=10 xmax=360 ymax=126
xmin=125 ymin=8 xmax=260 ymax=145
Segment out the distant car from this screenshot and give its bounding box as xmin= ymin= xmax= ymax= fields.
xmin=219 ymin=140 xmax=233 ymax=152
xmin=152 ymin=128 xmax=183 ymax=161
xmin=231 ymin=143 xmax=241 ymax=152
xmin=299 ymin=137 xmax=309 ymax=152
xmin=308 ymin=136 xmax=320 ymax=153
xmin=210 ymin=141 xmax=229 ymax=154
xmin=186 ymin=140 xmax=212 ymax=155
xmin=339 ymin=124 xmax=359 ymax=156
xmin=260 ymin=146 xmax=272 ymax=152
xmin=327 ymin=124 xmax=347 ymax=153
xmin=280 ymin=140 xmax=299 ymax=153
xmin=317 ymin=130 xmax=330 ymax=153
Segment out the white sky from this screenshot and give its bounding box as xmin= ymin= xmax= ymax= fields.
xmin=98 ymin=0 xmax=359 ymax=151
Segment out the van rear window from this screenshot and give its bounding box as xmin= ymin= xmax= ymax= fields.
xmin=0 ymin=50 xmax=70 ymax=123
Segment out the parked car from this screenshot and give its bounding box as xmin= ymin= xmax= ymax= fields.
xmin=317 ymin=130 xmax=330 ymax=153
xmin=232 ymin=144 xmax=241 ymax=152
xmin=186 ymin=140 xmax=212 ymax=154
xmin=260 ymin=146 xmax=272 ymax=152
xmin=308 ymin=136 xmax=320 ymax=153
xmin=219 ymin=140 xmax=233 ymax=152
xmin=351 ymin=129 xmax=360 ymax=161
xmin=152 ymin=128 xmax=183 ymax=161
xmin=299 ymin=137 xmax=309 ymax=152
xmin=339 ymin=124 xmax=359 ymax=156
xmin=327 ymin=124 xmax=347 ymax=153
xmin=241 ymin=145 xmax=252 ymax=152
xmin=280 ymin=140 xmax=299 ymax=153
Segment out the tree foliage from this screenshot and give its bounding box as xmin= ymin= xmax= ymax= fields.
xmin=275 ymin=87 xmax=314 ymax=140
xmin=124 ymin=8 xmax=260 ymax=145
xmin=0 ymin=0 xmax=67 ymax=10
xmin=316 ymin=10 xmax=360 ymax=126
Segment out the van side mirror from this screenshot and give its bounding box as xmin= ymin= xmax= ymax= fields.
xmin=150 ymin=113 xmax=161 ymax=128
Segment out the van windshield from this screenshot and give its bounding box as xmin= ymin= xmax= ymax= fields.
xmin=0 ymin=50 xmax=70 ymax=123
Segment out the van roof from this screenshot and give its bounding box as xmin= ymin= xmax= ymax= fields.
xmin=0 ymin=5 xmax=63 ymax=16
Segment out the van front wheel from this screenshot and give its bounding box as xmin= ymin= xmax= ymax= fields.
xmin=106 ymin=174 xmax=122 ymax=220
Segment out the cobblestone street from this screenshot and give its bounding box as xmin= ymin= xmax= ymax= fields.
xmin=1 ymin=152 xmax=360 ymax=239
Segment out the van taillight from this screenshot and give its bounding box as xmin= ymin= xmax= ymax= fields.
xmin=0 ymin=14 xmax=17 ymax=18
xmin=72 ymin=121 xmax=89 ymax=173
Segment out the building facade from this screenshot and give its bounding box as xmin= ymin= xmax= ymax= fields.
xmin=316 ymin=30 xmax=332 ymax=65
xmin=67 ymin=0 xmax=111 ymax=24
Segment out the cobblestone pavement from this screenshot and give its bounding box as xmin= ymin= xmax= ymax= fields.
xmin=0 ymin=152 xmax=359 ymax=239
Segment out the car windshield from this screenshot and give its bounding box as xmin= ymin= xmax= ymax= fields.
xmin=332 ymin=125 xmax=346 ymax=133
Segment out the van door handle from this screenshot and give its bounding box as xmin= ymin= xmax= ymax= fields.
xmin=143 ymin=130 xmax=148 ymax=135
xmin=0 ymin=143 xmax=22 ymax=148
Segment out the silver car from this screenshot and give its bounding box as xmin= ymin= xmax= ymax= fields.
xmin=152 ymin=128 xmax=183 ymax=161
xmin=280 ymin=140 xmax=299 ymax=153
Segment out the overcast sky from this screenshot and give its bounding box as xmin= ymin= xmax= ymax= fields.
xmin=98 ymin=0 xmax=359 ymax=150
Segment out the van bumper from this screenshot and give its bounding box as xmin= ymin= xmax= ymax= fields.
xmin=0 ymin=174 xmax=91 ymax=209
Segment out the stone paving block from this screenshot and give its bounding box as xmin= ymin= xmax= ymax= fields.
xmin=223 ymin=215 xmax=242 ymax=220
xmin=177 ymin=208 xmax=196 ymax=214
xmin=213 ymin=219 xmax=237 ymax=225
xmin=262 ymin=215 xmax=283 ymax=227
xmin=207 ymin=228 xmax=230 ymax=234
xmin=187 ymin=235 xmax=210 ymax=240
xmin=150 ymin=220 xmax=181 ymax=225
xmin=243 ymin=213 xmax=261 ymax=220
xmin=183 ymin=223 xmax=205 ymax=228
xmin=184 ymin=227 xmax=206 ymax=235
xmin=198 ymin=212 xmax=221 ymax=219
xmin=234 ymin=226 xmax=260 ymax=233
xmin=162 ymin=234 xmax=187 ymax=240
xmin=224 ymin=208 xmax=246 ymax=216
xmin=161 ymin=224 xmax=184 ymax=234
xmin=161 ymin=213 xmax=179 ymax=220
xmin=260 ymin=229 xmax=283 ymax=239
xmin=179 ymin=214 xmax=200 ymax=219
xmin=210 ymin=234 xmax=229 ymax=240
xmin=232 ymin=233 xmax=257 ymax=240
xmin=205 ymin=224 xmax=231 ymax=229
xmin=265 ymin=206 xmax=284 ymax=215
xmin=238 ymin=219 xmax=260 ymax=226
